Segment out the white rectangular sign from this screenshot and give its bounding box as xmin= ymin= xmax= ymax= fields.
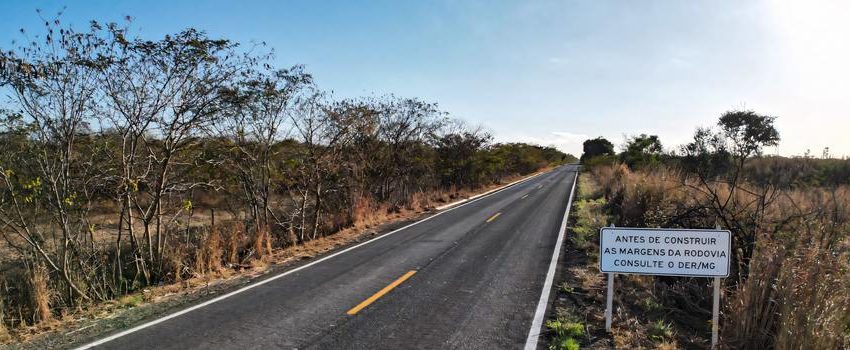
xmin=599 ymin=227 xmax=731 ymax=277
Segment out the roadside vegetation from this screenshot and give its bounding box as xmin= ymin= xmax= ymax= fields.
xmin=548 ymin=110 xmax=850 ymax=349
xmin=0 ymin=15 xmax=576 ymax=343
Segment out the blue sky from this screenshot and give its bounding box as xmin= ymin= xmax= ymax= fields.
xmin=2 ymin=0 xmax=848 ymax=157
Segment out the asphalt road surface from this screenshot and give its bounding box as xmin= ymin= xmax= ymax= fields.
xmin=81 ymin=165 xmax=579 ymax=350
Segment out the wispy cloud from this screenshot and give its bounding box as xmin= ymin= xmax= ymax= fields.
xmin=551 ymin=131 xmax=588 ymax=142
xmin=547 ymin=57 xmax=567 ymax=65
xmin=668 ymin=56 xmax=692 ymax=69
xmin=498 ymin=131 xmax=589 ymax=156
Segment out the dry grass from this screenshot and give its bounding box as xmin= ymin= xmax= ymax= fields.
xmin=351 ymin=195 xmax=389 ymax=228
xmin=0 ymin=292 xmax=8 ymax=342
xmin=727 ymin=241 xmax=850 ymax=350
xmin=224 ymin=223 xmax=242 ymax=266
xmin=194 ymin=227 xmax=223 ymax=275
xmin=29 ymin=265 xmax=53 ymax=324
xmin=161 ymin=245 xmax=185 ymax=283
xmin=251 ymin=228 xmax=272 ymax=261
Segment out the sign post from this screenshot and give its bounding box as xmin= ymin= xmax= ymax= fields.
xmin=712 ymin=277 xmax=720 ymax=348
xmin=604 ymin=224 xmax=615 ymax=333
xmin=599 ymin=227 xmax=731 ymax=348
xmin=605 ymin=272 xmax=613 ymax=332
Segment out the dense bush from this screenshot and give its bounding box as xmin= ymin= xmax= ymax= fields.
xmin=619 ymin=134 xmax=663 ymax=170
xmin=580 ymin=137 xmax=615 ymax=162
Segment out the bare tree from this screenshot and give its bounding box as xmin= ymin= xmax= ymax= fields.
xmin=680 ymin=110 xmax=781 ymax=282
xmin=0 ymin=16 xmax=103 ymax=302
xmin=371 ymin=97 xmax=444 ymax=204
xmin=216 ymin=66 xmax=312 ymax=244
xmin=287 ymin=95 xmax=366 ymax=242
xmin=96 ymin=24 xmax=255 ymax=282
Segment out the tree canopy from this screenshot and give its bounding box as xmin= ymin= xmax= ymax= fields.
xmin=580 ymin=137 xmax=615 ymax=162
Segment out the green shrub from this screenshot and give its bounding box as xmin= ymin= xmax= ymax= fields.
xmin=551 ymin=337 xmax=580 ymax=350
xmin=570 ymin=197 xmax=606 ymax=251
xmin=641 ymin=296 xmax=663 ymax=314
xmin=546 ymin=318 xmax=585 ymax=350
xmin=648 ymin=320 xmax=674 ymax=342
xmin=119 ymin=293 xmax=144 ymax=308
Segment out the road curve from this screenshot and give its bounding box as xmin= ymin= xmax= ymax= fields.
xmin=81 ymin=165 xmax=579 ymax=350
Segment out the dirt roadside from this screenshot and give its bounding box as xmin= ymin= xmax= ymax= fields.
xmin=542 ymin=173 xmax=615 ymax=349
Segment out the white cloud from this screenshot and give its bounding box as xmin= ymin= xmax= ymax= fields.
xmin=668 ymin=56 xmax=692 ymax=69
xmin=496 ymin=131 xmax=589 ymax=156
xmin=547 ymin=57 xmax=567 ymax=65
xmin=551 ymin=131 xmax=588 ymax=142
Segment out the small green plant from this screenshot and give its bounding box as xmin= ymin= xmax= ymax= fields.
xmin=546 ymin=319 xmax=585 ymax=338
xmin=648 ymin=320 xmax=674 ymax=342
xmin=546 ymin=318 xmax=584 ymax=350
xmin=570 ymin=197 xmax=607 ymax=251
xmin=551 ymin=337 xmax=579 ymax=350
xmin=119 ymin=294 xmax=144 ymax=308
xmin=641 ymin=296 xmax=663 ymax=314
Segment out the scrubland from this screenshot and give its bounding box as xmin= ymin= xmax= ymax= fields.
xmin=549 ymin=110 xmax=849 ymax=349
xmin=548 ymin=161 xmax=850 ymax=349
xmin=0 ymin=18 xmax=574 ymax=345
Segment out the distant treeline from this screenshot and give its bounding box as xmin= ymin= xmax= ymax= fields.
xmin=580 ymin=127 xmax=850 ymax=188
xmin=0 ymin=17 xmax=572 ymax=329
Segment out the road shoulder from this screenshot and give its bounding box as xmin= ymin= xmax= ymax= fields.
xmin=541 ymin=172 xmax=615 ymax=349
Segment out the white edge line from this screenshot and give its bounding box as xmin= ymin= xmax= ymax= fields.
xmin=74 ymin=168 xmax=552 ymax=349
xmin=524 ymin=170 xmax=579 ymax=350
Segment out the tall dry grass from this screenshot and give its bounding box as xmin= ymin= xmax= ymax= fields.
xmin=224 ymin=222 xmax=244 ymax=266
xmin=590 ymin=163 xmax=850 ymax=348
xmin=252 ymin=227 xmax=273 ymax=261
xmin=28 ymin=265 xmax=52 ymax=324
xmin=770 ymin=245 xmax=847 ymax=349
xmin=194 ymin=227 xmax=223 ymax=275
xmin=350 ymin=191 xmax=437 ymax=229
xmin=351 ymin=195 xmax=384 ymax=228
xmin=0 ymin=289 xmax=8 ymax=341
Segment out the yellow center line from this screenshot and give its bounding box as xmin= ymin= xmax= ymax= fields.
xmin=346 ymin=270 xmax=417 ymax=315
xmin=486 ymin=212 xmax=502 ymax=222
xmin=521 ymin=194 xmax=529 ymax=199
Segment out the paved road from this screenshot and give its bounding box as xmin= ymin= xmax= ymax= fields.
xmin=83 ymin=165 xmax=578 ymax=350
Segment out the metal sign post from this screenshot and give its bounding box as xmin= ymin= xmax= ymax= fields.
xmin=598 ymin=225 xmax=730 ymax=347
xmin=710 ymin=224 xmax=722 ymax=349
xmin=605 ymin=273 xmax=613 ymax=332
xmin=712 ymin=277 xmax=720 ymax=349
xmin=604 ymin=224 xmax=614 ymax=332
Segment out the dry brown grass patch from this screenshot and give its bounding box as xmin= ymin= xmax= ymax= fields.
xmin=201 ymin=227 xmax=224 ymax=275
xmin=0 ymin=295 xmax=8 ymax=342
xmin=29 ymin=265 xmax=53 ymax=324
